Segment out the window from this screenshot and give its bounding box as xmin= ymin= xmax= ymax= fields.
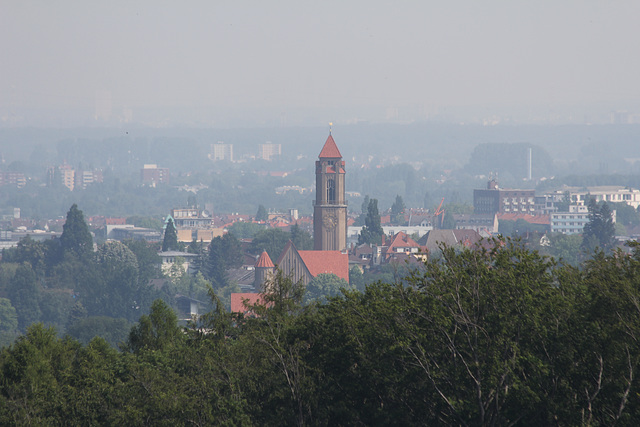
xmin=327 ymin=178 xmax=336 ymax=202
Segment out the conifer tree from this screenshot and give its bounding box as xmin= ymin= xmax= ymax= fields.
xmin=60 ymin=204 xmax=93 ymax=258
xmin=162 ymin=217 xmax=179 ymax=252
xmin=358 ymin=199 xmax=383 ymax=245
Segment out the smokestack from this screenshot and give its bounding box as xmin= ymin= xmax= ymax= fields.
xmin=528 ymin=148 xmax=532 ymax=181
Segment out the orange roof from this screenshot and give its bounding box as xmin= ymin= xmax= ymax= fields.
xmin=298 ymin=250 xmax=349 ymax=283
xmin=230 ymin=293 xmax=263 ymax=313
xmin=255 ymin=251 xmax=275 ymax=268
xmin=318 ymin=134 xmax=342 ymax=158
xmin=387 ymin=231 xmax=421 ymax=251
xmin=497 ymin=213 xmax=550 ymax=225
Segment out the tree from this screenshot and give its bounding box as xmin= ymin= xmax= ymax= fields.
xmin=290 ymin=224 xmax=313 ymax=250
xmin=256 ymin=204 xmax=268 ymax=222
xmin=0 ymin=298 xmax=18 ymax=347
xmin=358 ymin=199 xmax=383 ymax=245
xmin=66 ymin=316 xmax=131 ymax=347
xmin=250 ymin=228 xmax=290 ymax=262
xmin=7 ymin=263 xmax=42 ymax=330
xmin=162 ymin=216 xmax=179 ymax=252
xmin=304 ymin=273 xmax=350 ymax=304
xmin=227 ymin=221 xmax=265 ymax=239
xmin=390 ymin=195 xmax=406 ymax=225
xmin=349 ymin=266 xmax=365 ymax=292
xmin=125 ymin=299 xmax=183 ymax=354
xmin=354 ymin=195 xmax=371 ymax=226
xmin=60 ymin=204 xmax=93 ymax=259
xmin=441 ymin=210 xmax=457 ymax=229
xmin=582 ymin=199 xmax=616 ymax=253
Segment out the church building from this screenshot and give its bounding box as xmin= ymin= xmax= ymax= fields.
xmin=232 ymin=133 xmax=350 ymax=311
xmin=313 ymin=134 xmax=348 ymax=251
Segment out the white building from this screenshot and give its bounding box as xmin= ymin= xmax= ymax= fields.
xmin=550 ymin=205 xmax=617 ymax=235
xmin=209 ymin=142 xmax=234 ymax=161
xmin=258 ymin=141 xmax=281 ymax=161
xmin=547 ymin=186 xmax=640 ymax=209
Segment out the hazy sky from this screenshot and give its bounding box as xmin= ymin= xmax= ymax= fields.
xmin=2 ymin=1 xmax=639 ymax=123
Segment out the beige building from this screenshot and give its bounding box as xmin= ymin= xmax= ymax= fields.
xmin=209 ymin=142 xmax=234 ymax=161
xmin=258 ymin=141 xmax=281 ymax=161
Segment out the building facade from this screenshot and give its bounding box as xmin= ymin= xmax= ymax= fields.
xmin=550 ymin=205 xmax=590 ymax=235
xmin=209 ymin=142 xmax=234 ymax=161
xmin=258 ymin=141 xmax=281 ymax=161
xmin=313 ymin=134 xmax=347 ymax=251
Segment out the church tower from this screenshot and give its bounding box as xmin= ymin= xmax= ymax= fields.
xmin=314 ymin=134 xmax=347 ymax=251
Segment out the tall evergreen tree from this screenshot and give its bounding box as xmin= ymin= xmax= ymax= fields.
xmin=162 ymin=217 xmax=179 ymax=252
xmin=358 ymin=199 xmax=384 ymax=245
xmin=60 ymin=204 xmax=93 ymax=258
xmin=256 ymin=205 xmax=268 ymax=222
xmin=582 ymin=199 xmax=616 ymax=253
xmin=391 ymin=195 xmax=406 ymax=225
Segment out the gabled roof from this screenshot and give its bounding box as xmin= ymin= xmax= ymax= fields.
xmin=497 ymin=213 xmax=550 ymax=225
xmin=255 ymin=251 xmax=275 ymax=268
xmin=386 ymin=231 xmax=421 ymax=252
xmin=230 ymin=293 xmax=263 ymax=313
xmin=297 ymin=250 xmax=349 ymax=283
xmin=318 ymin=134 xmax=342 ymax=159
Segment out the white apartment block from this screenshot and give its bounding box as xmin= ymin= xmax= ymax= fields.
xmin=548 ymin=186 xmax=640 ymax=209
xmin=551 ymin=205 xmax=617 ymax=235
xmin=259 ymin=141 xmax=281 ymax=161
xmin=209 ymin=142 xmax=234 ymax=161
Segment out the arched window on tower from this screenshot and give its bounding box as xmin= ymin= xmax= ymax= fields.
xmin=327 ymin=178 xmax=335 ymax=203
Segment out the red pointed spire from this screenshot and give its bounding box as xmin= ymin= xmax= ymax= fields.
xmin=318 ymin=134 xmax=342 ymax=159
xmin=255 ymin=250 xmax=275 ymax=268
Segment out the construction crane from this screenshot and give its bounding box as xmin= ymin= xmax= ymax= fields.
xmin=433 ymin=197 xmax=445 ymax=228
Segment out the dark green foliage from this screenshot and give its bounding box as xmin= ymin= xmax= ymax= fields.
xmin=290 ymin=223 xmax=313 ymax=250
xmin=256 ymin=204 xmax=268 ymax=221
xmin=60 ymin=204 xmax=93 ymax=259
xmin=161 ymin=216 xmax=179 ymax=252
xmin=205 ymin=233 xmax=242 ymax=289
xmin=441 ymin=209 xmax=456 ymax=229
xmin=390 ymin=194 xmax=405 ymax=225
xmin=358 ymin=198 xmax=383 ymax=245
xmin=66 ymin=316 xmax=131 ymax=347
xmin=125 ymin=299 xmax=182 ymax=354
xmin=250 ymin=227 xmax=290 ymax=262
xmin=5 ymin=239 xmax=640 ymax=424
xmin=304 ymin=273 xmax=350 ymax=304
xmin=227 ymin=220 xmax=266 ymax=238
xmin=123 ymin=239 xmax=162 ymax=285
xmin=348 ymin=266 xmax=365 ymax=292
xmin=126 ymin=215 xmax=164 ymax=231
xmin=0 ymin=298 xmax=18 ymax=347
xmin=582 ymin=199 xmax=616 ymax=253
xmin=7 ymin=263 xmax=42 ymax=331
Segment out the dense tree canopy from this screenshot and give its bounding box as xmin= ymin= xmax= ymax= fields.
xmin=4 ymin=239 xmax=640 ymax=424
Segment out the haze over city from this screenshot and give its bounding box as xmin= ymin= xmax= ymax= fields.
xmin=2 ymin=1 xmax=640 ymax=127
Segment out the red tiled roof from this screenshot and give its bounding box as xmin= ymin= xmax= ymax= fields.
xmin=298 ymin=250 xmax=349 ymax=283
xmin=255 ymin=251 xmax=275 ymax=268
xmin=497 ymin=213 xmax=550 ymax=225
xmin=387 ymin=231 xmax=421 ymax=252
xmin=318 ymin=135 xmax=342 ymax=159
xmin=230 ymin=293 xmax=262 ymax=313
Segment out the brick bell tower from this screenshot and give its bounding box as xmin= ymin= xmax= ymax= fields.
xmin=313 ymin=133 xmax=347 ymax=251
